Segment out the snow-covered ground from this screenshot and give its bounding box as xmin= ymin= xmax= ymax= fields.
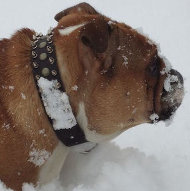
xmin=0 ymin=0 xmax=190 ymax=190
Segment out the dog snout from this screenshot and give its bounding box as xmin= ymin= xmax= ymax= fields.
xmin=159 ymin=69 xmax=184 ymax=120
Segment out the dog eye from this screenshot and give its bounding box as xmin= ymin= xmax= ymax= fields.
xmin=81 ymin=36 xmax=91 ymax=47
xmin=148 ymin=56 xmax=160 ymax=76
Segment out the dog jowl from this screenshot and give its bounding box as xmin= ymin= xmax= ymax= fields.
xmin=0 ymin=2 xmax=184 ymax=191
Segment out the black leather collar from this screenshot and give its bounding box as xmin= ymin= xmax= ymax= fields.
xmin=31 ymin=30 xmax=88 ymax=147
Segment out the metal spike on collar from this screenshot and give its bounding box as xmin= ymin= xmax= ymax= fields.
xmin=32 ymin=51 xmax=37 ymax=58
xmin=35 ymin=75 xmax=40 ymax=80
xmin=49 ymin=57 xmax=55 ymax=64
xmin=31 ymin=41 xmax=37 ymax=49
xmin=56 ymin=82 xmax=61 ymax=89
xmin=51 ymin=70 xmax=57 ymax=76
xmin=33 ymin=62 xmax=38 ymax=69
xmin=47 ymin=37 xmax=52 ymax=44
xmin=32 ymin=44 xmax=37 ymax=50
xmin=33 ymin=35 xmax=37 ymax=40
xmin=36 ymin=32 xmax=43 ymax=37
xmin=35 ymin=32 xmax=43 ymax=40
xmin=47 ymin=27 xmax=54 ymax=35
xmin=47 ymin=46 xmax=53 ymax=53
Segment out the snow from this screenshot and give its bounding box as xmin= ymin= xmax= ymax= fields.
xmin=8 ymin=86 xmax=14 ymax=92
xmin=0 ymin=182 xmax=12 ymax=191
xmin=149 ymin=113 xmax=159 ymax=123
xmin=28 ymin=148 xmax=51 ymax=167
xmin=21 ymin=93 xmax=26 ymax=100
xmin=2 ymin=123 xmax=10 ymax=130
xmin=108 ymin=20 xmax=115 ymax=26
xmin=164 ymin=74 xmax=179 ymax=92
xmin=122 ymin=55 xmax=128 ymax=67
xmin=71 ymin=85 xmax=78 ymax=91
xmin=0 ymin=0 xmax=190 ymax=191
xmin=38 ymin=77 xmax=77 ymax=130
xmin=160 ymin=55 xmax=172 ymax=75
xmin=1 ymin=86 xmax=15 ymax=91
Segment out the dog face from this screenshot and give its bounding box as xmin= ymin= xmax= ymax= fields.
xmin=53 ymin=3 xmax=184 ymax=141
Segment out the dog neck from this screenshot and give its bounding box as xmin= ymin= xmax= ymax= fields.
xmin=31 ymin=30 xmax=88 ymax=147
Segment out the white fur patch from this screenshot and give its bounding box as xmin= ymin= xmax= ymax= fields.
xmin=59 ymin=23 xmax=87 ymax=36
xmin=38 ymin=142 xmax=69 ymax=185
xmin=77 ymin=102 xmax=121 ymax=143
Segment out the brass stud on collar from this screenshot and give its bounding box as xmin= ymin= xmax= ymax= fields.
xmin=51 ymin=70 xmax=57 ymax=76
xmin=32 ymin=51 xmax=37 ymax=58
xmin=35 ymin=75 xmax=40 ymax=80
xmin=49 ymin=57 xmax=55 ymax=64
xmin=39 ymin=41 xmax=47 ymax=48
xmin=40 ymin=53 xmax=47 ymax=61
xmin=47 ymin=46 xmax=53 ymax=53
xmin=33 ymin=62 xmax=38 ymax=69
xmin=42 ymin=68 xmax=50 ymax=77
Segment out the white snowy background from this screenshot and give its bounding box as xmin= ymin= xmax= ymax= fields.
xmin=0 ymin=0 xmax=190 ymax=190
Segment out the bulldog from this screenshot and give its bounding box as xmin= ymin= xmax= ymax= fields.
xmin=0 ymin=2 xmax=184 ymax=191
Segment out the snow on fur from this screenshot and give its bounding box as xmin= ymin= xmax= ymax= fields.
xmin=149 ymin=113 xmax=159 ymax=123
xmin=28 ymin=148 xmax=51 ymax=167
xmin=38 ymin=78 xmax=77 ymax=130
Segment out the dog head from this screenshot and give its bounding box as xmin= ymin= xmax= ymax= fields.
xmin=53 ymin=3 xmax=184 ymax=142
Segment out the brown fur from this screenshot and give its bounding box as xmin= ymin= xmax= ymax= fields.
xmin=0 ymin=29 xmax=58 ymax=190
xmin=0 ymin=3 xmax=177 ymax=191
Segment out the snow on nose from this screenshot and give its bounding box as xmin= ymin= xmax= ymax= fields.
xmin=160 ymin=69 xmax=184 ymax=120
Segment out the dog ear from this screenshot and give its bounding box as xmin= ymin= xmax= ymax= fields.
xmin=54 ymin=2 xmax=98 ymax=22
xmin=80 ymin=18 xmax=109 ymax=53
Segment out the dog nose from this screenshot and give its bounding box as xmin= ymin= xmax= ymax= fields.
xmin=159 ymin=69 xmax=184 ymax=120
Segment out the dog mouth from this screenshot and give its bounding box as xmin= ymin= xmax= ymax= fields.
xmin=154 ymin=67 xmax=184 ymax=121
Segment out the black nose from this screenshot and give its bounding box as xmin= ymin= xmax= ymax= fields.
xmin=159 ymin=69 xmax=184 ymax=120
